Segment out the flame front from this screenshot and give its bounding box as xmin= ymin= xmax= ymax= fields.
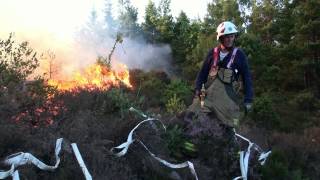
xmin=48 ymin=63 xmax=132 ymax=91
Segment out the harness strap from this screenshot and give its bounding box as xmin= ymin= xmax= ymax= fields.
xmin=227 ymin=48 xmax=238 ymax=68
xmin=210 ymin=47 xmax=238 ymax=70
xmin=211 ymin=47 xmax=219 ymax=69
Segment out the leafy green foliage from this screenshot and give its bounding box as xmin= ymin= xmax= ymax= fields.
xmin=204 ymin=0 xmax=243 ymax=34
xmin=162 ymin=79 xmax=192 ymax=104
xmin=0 ymin=33 xmax=38 ymax=86
xmin=162 ymin=124 xmax=186 ymax=159
xmin=118 ymin=0 xmax=140 ymax=37
xmin=250 ymin=95 xmax=280 ymax=129
xmin=291 ymin=90 xmax=320 ymax=111
xmin=103 ymin=88 xmax=132 ymax=117
xmin=0 ymin=34 xmax=66 ymax=127
xmin=260 ymin=150 xmax=290 ymax=179
xmin=130 ymin=69 xmax=170 ymax=108
xmin=261 ymin=149 xmax=310 ymax=180
xmin=142 ymin=0 xmax=174 ymax=43
xmin=165 ymin=94 xmax=186 ymax=114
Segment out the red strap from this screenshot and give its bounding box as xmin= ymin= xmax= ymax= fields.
xmin=210 ymin=47 xmax=219 ymax=70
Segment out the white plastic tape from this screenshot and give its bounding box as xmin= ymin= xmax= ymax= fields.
xmin=112 ymin=107 xmax=198 ymax=180
xmin=0 ymin=165 xmax=15 ymax=179
xmin=4 ymin=138 xmax=63 ymax=170
xmin=129 ymin=107 xmax=147 ymax=118
xmin=12 ymin=170 xmax=19 ymax=180
xmin=233 ymin=133 xmax=272 ymax=180
xmin=129 ymin=107 xmax=159 ymax=130
xmin=1 ymin=138 xmax=62 ymax=180
xmin=111 ymin=117 xmax=165 ymax=157
xmin=138 ymin=141 xmax=199 ymax=180
xmin=259 ymin=151 xmax=272 ymax=165
xmin=1 ymin=138 xmax=92 ymax=180
xmin=71 ymin=143 xmax=92 ymax=180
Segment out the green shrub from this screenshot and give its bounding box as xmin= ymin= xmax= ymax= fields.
xmin=102 ymin=88 xmax=132 ymax=117
xmin=162 ymin=124 xmax=186 ymax=159
xmin=291 ymin=90 xmax=320 ymax=111
xmin=261 ymin=150 xmax=290 ymax=180
xmin=261 ymin=149 xmax=307 ymax=180
xmin=0 ymin=33 xmax=39 ymax=86
xmin=165 ymin=94 xmax=186 ymax=114
xmin=162 ymin=79 xmax=192 ymax=105
xmin=250 ymin=95 xmax=280 ymax=129
xmin=130 ymin=70 xmax=170 ymax=107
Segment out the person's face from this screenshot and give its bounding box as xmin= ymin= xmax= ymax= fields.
xmin=221 ymin=34 xmax=236 ymax=48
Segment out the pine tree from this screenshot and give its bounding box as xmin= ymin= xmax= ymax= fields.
xmin=156 ymin=0 xmax=174 ymax=43
xmin=118 ymin=0 xmax=140 ymax=38
xmin=103 ymin=0 xmax=117 ymax=34
xmin=142 ymin=0 xmax=174 ymax=43
xmin=142 ymin=0 xmax=160 ymax=43
xmin=292 ymin=0 xmax=320 ymax=92
xmin=204 ymin=0 xmax=243 ymax=34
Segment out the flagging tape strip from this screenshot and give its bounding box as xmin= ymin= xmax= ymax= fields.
xmin=129 ymin=107 xmax=148 ymax=118
xmin=138 ymin=141 xmax=198 ymax=180
xmin=111 ymin=118 xmax=165 ymax=157
xmin=1 ymin=138 xmax=62 ymax=180
xmin=259 ymin=151 xmax=272 ymax=165
xmin=1 ymin=138 xmax=92 ymax=180
xmin=233 ymin=133 xmax=272 ymax=180
xmin=0 ymin=165 xmax=15 ymax=179
xmin=112 ymin=107 xmax=198 ymax=180
xmin=12 ymin=170 xmax=19 ymax=180
xmin=4 ymin=138 xmax=63 ymax=170
xmin=71 ymin=143 xmax=92 ymax=180
xmin=129 ymin=107 xmax=159 ymax=130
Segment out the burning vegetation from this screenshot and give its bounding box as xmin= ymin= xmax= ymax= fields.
xmin=44 ymin=33 xmax=131 ymax=92
xmin=47 ymin=62 xmax=132 ymax=91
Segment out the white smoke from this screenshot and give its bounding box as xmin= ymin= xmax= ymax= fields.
xmin=74 ymin=11 xmax=173 ymax=74
xmin=116 ymin=39 xmax=172 ymax=72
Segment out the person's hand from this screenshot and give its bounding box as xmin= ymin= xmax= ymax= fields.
xmin=244 ymin=103 xmax=252 ymax=115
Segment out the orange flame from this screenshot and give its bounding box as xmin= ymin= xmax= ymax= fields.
xmin=48 ymin=63 xmax=132 ymax=91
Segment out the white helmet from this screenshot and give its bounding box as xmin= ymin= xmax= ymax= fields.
xmin=216 ymin=21 xmax=238 ymax=40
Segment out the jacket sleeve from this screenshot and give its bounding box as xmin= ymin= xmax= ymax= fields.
xmin=238 ymin=49 xmax=254 ymax=104
xmin=195 ymin=49 xmax=213 ymax=91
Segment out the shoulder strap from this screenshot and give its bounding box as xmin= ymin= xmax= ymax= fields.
xmin=210 ymin=47 xmax=219 ymax=69
xmin=227 ymin=47 xmax=238 ymax=69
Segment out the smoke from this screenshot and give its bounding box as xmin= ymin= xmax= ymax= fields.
xmin=116 ymin=38 xmax=172 ymax=73
xmin=0 ymin=0 xmax=173 ymax=80
xmin=74 ymin=7 xmax=173 ymax=75
xmin=75 ymin=26 xmax=173 ymax=74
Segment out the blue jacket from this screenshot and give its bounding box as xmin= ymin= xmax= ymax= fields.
xmin=195 ymin=47 xmax=253 ymax=104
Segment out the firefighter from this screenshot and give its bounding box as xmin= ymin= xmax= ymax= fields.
xmin=188 ymin=21 xmax=253 ymax=127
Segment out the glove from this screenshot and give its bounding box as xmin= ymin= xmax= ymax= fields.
xmin=244 ymin=103 xmax=252 ymax=115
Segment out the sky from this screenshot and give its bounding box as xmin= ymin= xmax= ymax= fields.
xmin=0 ymin=0 xmax=210 ymax=41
